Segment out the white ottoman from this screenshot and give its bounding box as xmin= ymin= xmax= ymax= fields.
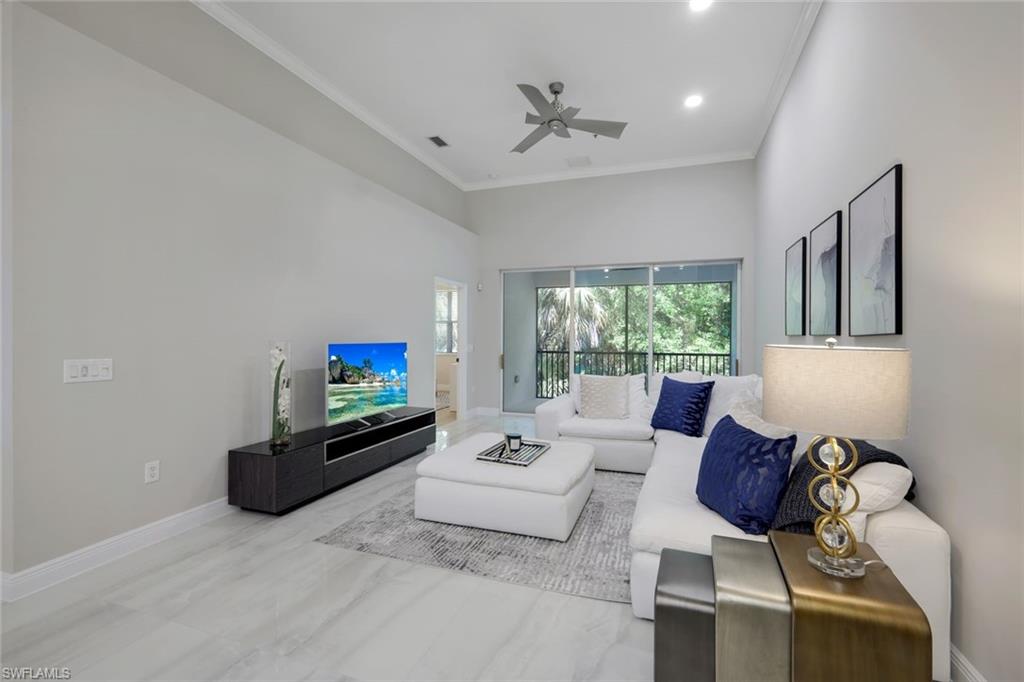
xmin=414 ymin=432 xmax=595 ymax=541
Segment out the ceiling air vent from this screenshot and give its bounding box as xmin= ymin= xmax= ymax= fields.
xmin=566 ymin=155 xmax=592 ymax=168
xmin=428 ymin=136 xmax=449 ymax=148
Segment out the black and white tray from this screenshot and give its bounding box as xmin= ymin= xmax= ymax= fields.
xmin=476 ymin=440 xmax=550 ymax=467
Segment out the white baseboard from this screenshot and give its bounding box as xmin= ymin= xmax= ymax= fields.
xmin=951 ymin=645 xmax=986 ymax=682
xmin=468 ymin=406 xmax=500 ymax=417
xmin=1 ymin=496 xmax=234 ymax=602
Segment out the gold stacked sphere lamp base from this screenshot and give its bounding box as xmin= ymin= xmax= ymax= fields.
xmin=806 ymin=435 xmax=865 ymax=579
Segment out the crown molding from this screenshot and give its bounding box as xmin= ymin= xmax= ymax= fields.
xmin=462 ymin=150 xmax=755 ymax=191
xmin=752 ymin=0 xmax=822 ymax=154
xmin=191 ymin=0 xmax=468 ymax=191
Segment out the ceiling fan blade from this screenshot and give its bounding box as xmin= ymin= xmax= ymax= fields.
xmin=511 ymin=125 xmax=553 ymax=153
xmin=561 ymin=106 xmax=581 ymax=121
xmin=565 ymin=118 xmax=628 ymax=139
xmin=517 ymin=83 xmax=559 ymax=120
xmin=525 ymin=112 xmax=544 ymax=125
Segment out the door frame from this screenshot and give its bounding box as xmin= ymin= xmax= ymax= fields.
xmin=433 ymin=276 xmax=468 ymax=419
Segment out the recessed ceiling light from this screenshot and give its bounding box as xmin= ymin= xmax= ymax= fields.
xmin=689 ymin=0 xmax=713 ymax=12
xmin=684 ymin=94 xmax=704 ymax=109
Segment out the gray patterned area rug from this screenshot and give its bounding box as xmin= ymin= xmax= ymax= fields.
xmin=316 ymin=471 xmax=643 ymax=603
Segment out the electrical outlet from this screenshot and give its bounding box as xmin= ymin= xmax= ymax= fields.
xmin=144 ymin=460 xmax=160 ymax=484
xmin=64 ymin=359 xmax=113 ymax=383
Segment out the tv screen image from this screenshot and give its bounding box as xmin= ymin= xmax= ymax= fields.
xmin=326 ymin=342 xmax=408 ymax=426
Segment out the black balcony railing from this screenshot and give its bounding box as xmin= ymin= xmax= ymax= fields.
xmin=535 ymin=350 xmax=732 ymax=399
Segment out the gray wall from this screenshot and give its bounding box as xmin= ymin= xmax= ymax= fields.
xmin=7 ymin=5 xmax=478 ymax=572
xmin=753 ymin=2 xmax=1023 ymax=678
xmin=502 ymin=270 xmax=570 ymax=413
xmin=28 ymin=1 xmax=468 ymax=229
xmin=468 ymin=161 xmax=757 ymax=411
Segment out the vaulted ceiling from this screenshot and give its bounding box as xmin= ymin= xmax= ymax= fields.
xmin=205 ymin=1 xmax=819 ymax=190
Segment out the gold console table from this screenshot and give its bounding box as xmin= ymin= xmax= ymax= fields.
xmin=769 ymin=530 xmax=931 ymax=682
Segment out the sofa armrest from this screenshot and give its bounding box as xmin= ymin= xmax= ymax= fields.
xmin=866 ymin=501 xmax=951 ymax=682
xmin=535 ymin=393 xmax=575 ymax=440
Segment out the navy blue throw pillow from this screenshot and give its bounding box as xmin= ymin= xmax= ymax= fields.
xmin=696 ymin=415 xmax=796 ymax=535
xmin=650 ymin=377 xmax=715 ymax=436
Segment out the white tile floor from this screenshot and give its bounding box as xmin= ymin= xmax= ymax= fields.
xmin=1 ymin=415 xmax=654 ymax=681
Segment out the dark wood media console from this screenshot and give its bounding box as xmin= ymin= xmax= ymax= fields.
xmin=228 ymin=406 xmax=436 ymax=514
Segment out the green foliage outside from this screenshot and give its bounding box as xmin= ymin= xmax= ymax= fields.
xmin=533 ymin=282 xmax=732 ymax=395
xmin=536 ymin=282 xmax=732 ymax=354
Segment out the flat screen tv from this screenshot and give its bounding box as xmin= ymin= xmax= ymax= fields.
xmin=326 ymin=342 xmax=408 ymax=426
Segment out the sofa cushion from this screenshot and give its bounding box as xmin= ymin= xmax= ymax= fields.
xmin=845 ymin=462 xmax=915 ymax=540
xmin=560 ymin=436 xmax=655 ymax=474
xmin=558 ymin=416 xmax=655 ymax=441
xmin=648 ymin=371 xmax=703 ymax=408
xmin=579 ymin=374 xmax=629 ymax=419
xmin=651 ymin=430 xmax=707 ymax=464
xmin=627 ymin=374 xmax=650 ymax=420
xmin=727 ymin=394 xmax=815 ymax=465
xmin=696 ymin=416 xmax=795 ymax=535
xmin=701 ymin=374 xmax=763 ymax=436
xmin=630 ymin=458 xmax=762 ymax=555
xmin=650 ymin=378 xmax=714 ymax=436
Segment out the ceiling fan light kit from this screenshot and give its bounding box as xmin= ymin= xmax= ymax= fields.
xmin=511 ymin=82 xmax=629 ymax=153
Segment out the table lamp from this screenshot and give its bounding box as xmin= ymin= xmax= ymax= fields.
xmin=762 ymin=340 xmax=911 ymax=578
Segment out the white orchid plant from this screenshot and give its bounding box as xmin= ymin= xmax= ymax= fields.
xmin=270 ymin=342 xmax=292 ymax=446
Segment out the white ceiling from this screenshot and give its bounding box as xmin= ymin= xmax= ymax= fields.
xmin=206 ymin=1 xmax=819 ymax=191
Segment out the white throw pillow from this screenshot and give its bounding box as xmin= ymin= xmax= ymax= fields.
xmin=728 ymin=404 xmax=795 ymax=440
xmin=569 ymin=373 xmax=582 ymax=414
xmin=627 ymin=374 xmax=650 ymax=420
xmin=841 ymin=462 xmax=914 ymax=541
xmin=702 ymin=374 xmax=763 ymax=436
xmin=579 ymin=374 xmax=629 ymax=419
xmin=647 ymin=371 xmax=703 ymax=409
xmin=727 ymin=392 xmax=814 ymax=465
xmin=727 ymin=389 xmax=763 ymax=419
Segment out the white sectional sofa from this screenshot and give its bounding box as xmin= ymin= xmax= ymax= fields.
xmin=535 ymin=393 xmax=655 ymax=473
xmin=535 ymin=374 xmax=952 ymax=682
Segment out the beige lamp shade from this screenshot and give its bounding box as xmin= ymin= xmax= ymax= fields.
xmin=762 ymin=344 xmax=911 ymax=440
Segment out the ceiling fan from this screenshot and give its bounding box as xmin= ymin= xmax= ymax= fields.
xmin=511 ymin=82 xmax=628 ymax=154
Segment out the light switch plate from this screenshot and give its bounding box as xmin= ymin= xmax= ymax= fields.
xmin=64 ymin=359 xmax=113 ymax=383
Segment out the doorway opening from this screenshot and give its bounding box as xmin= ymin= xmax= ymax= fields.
xmin=434 ymin=278 xmax=466 ymax=426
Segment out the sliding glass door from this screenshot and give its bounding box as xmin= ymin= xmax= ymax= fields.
xmin=652 ymin=263 xmax=737 ymax=376
xmin=502 ymin=262 xmax=740 ymax=412
xmin=573 ymin=267 xmax=650 ymax=377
